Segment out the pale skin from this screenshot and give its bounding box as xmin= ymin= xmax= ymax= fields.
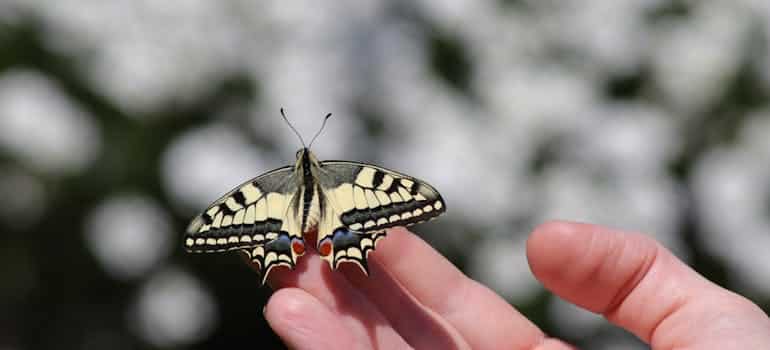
xmin=264 ymin=221 xmax=770 ymax=349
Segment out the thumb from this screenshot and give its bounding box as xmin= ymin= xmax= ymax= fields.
xmin=526 ymin=221 xmax=770 ymax=349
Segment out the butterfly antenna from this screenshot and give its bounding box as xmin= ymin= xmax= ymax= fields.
xmin=308 ymin=113 xmax=332 ymax=149
xmin=280 ymin=108 xmax=306 ymax=147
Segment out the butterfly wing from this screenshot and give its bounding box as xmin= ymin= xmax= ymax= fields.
xmin=316 ymin=161 xmax=446 ymax=273
xmin=184 ymin=166 xmax=305 ymax=283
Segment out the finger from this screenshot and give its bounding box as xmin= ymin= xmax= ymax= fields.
xmin=266 ymin=250 xmax=410 ymax=348
xmin=265 ymin=288 xmax=362 ymax=349
xmin=527 ymin=221 xmax=770 ymax=349
xmin=340 ymin=258 xmax=471 ymax=349
xmin=373 ymin=227 xmax=546 ymax=349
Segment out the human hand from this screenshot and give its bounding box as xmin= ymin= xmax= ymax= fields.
xmin=264 ymin=221 xmax=770 ymax=349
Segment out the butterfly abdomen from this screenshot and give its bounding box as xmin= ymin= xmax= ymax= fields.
xmin=300 ymin=148 xmax=318 ymax=232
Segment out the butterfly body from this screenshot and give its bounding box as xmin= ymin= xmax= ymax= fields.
xmin=185 ymin=147 xmax=446 ymax=283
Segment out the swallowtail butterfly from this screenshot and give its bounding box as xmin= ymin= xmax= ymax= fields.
xmin=184 ymin=110 xmax=446 ymax=283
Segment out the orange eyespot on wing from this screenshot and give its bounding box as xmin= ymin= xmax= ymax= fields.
xmin=291 ymin=238 xmax=306 ymax=255
xmin=318 ymin=239 xmax=333 ymax=257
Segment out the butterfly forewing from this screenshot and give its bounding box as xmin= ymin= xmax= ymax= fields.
xmin=320 ymin=161 xmax=445 ymax=230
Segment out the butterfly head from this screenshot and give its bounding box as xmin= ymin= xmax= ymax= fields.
xmin=294 ymin=147 xmax=321 ymax=170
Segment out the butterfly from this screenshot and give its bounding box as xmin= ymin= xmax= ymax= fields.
xmin=184 ymin=110 xmax=446 ymax=283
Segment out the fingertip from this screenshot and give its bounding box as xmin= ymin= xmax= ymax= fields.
xmin=527 ymin=220 xmax=601 ymax=286
xmin=265 ymin=288 xmax=314 ymax=327
xmin=526 ymin=221 xmax=663 ymax=312
xmin=265 ymin=288 xmax=355 ymax=350
xmin=527 ymin=220 xmax=589 ymax=250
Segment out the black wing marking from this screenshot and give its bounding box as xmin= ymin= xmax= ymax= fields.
xmin=319 ymin=161 xmax=446 ymax=231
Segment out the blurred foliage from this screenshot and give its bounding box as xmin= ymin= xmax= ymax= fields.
xmin=0 ymin=16 xmax=285 ymax=350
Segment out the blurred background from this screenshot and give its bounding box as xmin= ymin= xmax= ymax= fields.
xmin=1 ymin=1 xmax=770 ymax=349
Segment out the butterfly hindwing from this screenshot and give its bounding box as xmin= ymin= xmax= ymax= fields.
xmin=318 ymin=228 xmax=386 ymax=273
xmin=317 ymin=161 xmax=446 ymax=273
xmin=184 ymin=166 xmax=306 ymax=281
